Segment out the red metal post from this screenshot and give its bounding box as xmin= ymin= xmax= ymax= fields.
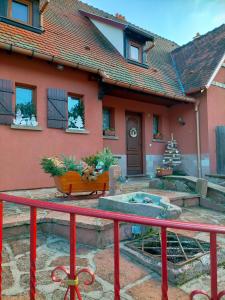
xmin=30 ymin=207 xmax=37 ymax=300
xmin=0 ymin=201 xmax=3 ymax=300
xmin=70 ymin=213 xmax=76 ymax=300
xmin=114 ymin=220 xmax=120 ymax=300
xmin=161 ymin=227 xmax=168 ymax=300
xmin=210 ymin=232 xmax=218 ymax=300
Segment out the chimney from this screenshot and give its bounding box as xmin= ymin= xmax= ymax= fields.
xmin=193 ymin=32 xmax=201 ymax=40
xmin=115 ymin=13 xmax=126 ymax=21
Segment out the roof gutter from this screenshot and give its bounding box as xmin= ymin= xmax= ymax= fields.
xmin=0 ymin=41 xmax=195 ymax=103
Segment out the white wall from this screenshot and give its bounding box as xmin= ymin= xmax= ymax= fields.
xmin=91 ymin=19 xmax=124 ymax=56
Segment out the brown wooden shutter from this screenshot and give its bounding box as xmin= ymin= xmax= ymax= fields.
xmin=47 ymin=88 xmax=67 ymax=129
xmin=0 ymin=79 xmax=14 ymax=125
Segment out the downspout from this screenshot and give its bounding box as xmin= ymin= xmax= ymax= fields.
xmin=195 ymin=100 xmax=202 ymax=177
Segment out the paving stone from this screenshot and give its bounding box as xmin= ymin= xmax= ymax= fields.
xmin=2 ymin=266 xmax=14 ymax=290
xmin=2 ymin=245 xmax=10 ymax=264
xmin=8 ymin=238 xmax=30 ymax=256
xmin=8 ymin=235 xmax=47 ymax=257
xmin=49 ymin=256 xmax=88 ymax=268
xmin=2 ymin=292 xmax=45 ymax=300
xmin=51 ymin=289 xmax=66 ymax=300
xmin=127 ymin=279 xmax=189 ymax=300
xmin=20 ymin=270 xmax=53 ymax=288
xmin=47 ymin=240 xmax=70 ymax=253
xmin=78 ymin=273 xmax=103 ymax=293
xmin=17 ymin=252 xmax=49 ymax=272
xmin=94 ymin=248 xmax=148 ymax=288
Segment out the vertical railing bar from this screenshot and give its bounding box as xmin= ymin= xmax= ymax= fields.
xmin=0 ymin=201 xmax=3 ymax=300
xmin=70 ymin=213 xmax=76 ymax=300
xmin=30 ymin=207 xmax=37 ymax=300
xmin=210 ymin=232 xmax=218 ymax=300
xmin=114 ymin=220 xmax=120 ymax=300
xmin=161 ymin=227 xmax=168 ymax=300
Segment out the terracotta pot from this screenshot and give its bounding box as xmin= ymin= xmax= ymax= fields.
xmin=156 ymin=169 xmax=173 ymax=177
xmin=54 ymin=171 xmax=109 ymax=195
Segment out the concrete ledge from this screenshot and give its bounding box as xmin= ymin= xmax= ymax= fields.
xmin=103 ymin=135 xmax=119 ymax=140
xmin=161 ymin=176 xmax=225 ymax=210
xmin=65 ymin=129 xmax=90 ymax=134
xmin=3 ymin=214 xmax=133 ymax=248
xmin=11 ymin=125 xmax=43 ymax=131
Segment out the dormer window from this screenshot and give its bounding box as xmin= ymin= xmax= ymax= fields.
xmin=129 ymin=42 xmax=142 ymax=62
xmin=124 ymin=27 xmax=153 ymax=68
xmin=0 ymin=0 xmax=43 ymax=33
xmin=10 ymin=0 xmax=32 ymax=24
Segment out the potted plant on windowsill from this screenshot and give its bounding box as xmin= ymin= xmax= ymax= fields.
xmin=153 ymin=132 xmax=162 ymax=140
xmin=103 ymin=128 xmax=116 ymax=136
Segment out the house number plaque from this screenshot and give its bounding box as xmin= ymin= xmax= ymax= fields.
xmin=129 ymin=128 xmax=138 ymax=138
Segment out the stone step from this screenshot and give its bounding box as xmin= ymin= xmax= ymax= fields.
xmin=170 ymin=195 xmax=200 ymax=207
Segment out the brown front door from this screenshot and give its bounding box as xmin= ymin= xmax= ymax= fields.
xmin=126 ymin=112 xmax=143 ymax=175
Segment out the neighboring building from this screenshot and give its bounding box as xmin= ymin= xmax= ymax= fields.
xmin=0 ymin=0 xmax=224 ymax=191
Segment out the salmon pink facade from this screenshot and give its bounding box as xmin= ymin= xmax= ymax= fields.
xmin=0 ymin=0 xmax=224 ymax=190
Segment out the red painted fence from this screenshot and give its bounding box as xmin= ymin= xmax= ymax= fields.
xmin=0 ymin=193 xmax=225 ymax=300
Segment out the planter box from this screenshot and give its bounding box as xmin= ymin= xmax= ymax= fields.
xmin=54 ymin=171 xmax=109 ymax=195
xmin=156 ymin=168 xmax=173 ymax=177
xmin=103 ymin=129 xmax=115 ymax=136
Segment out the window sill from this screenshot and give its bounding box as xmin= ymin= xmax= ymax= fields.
xmin=0 ymin=17 xmax=43 ymax=34
xmin=66 ymin=128 xmax=90 ymax=134
xmin=152 ymin=139 xmax=166 ymax=143
xmin=126 ymin=58 xmax=149 ymax=69
xmin=103 ymin=135 xmax=119 ymax=140
xmin=11 ymin=125 xmax=43 ymax=131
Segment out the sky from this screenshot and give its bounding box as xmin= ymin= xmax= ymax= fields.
xmin=81 ymin=0 xmax=225 ymax=45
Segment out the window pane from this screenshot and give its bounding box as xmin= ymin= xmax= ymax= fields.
xmin=12 ymin=0 xmax=29 ymax=23
xmin=103 ymin=108 xmax=110 ymax=130
xmin=15 ymin=86 xmax=35 ymax=118
xmin=130 ymin=45 xmax=139 ymax=61
xmin=153 ymin=115 xmax=159 ymax=135
xmin=68 ymin=96 xmax=84 ymax=129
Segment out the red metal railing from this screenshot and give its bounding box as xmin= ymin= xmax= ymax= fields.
xmin=0 ymin=193 xmax=225 ymax=300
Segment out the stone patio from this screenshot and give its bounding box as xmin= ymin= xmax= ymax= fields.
xmin=1 ymin=179 xmax=225 ymax=299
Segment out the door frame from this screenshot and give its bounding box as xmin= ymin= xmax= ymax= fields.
xmin=125 ymin=111 xmax=145 ymax=176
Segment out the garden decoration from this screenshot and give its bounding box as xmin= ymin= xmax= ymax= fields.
xmin=156 ymin=133 xmax=181 ymax=177
xmin=51 ymin=266 xmax=95 ymax=300
xmin=13 ymin=108 xmax=38 ymax=127
xmin=41 ymin=148 xmax=117 ymax=199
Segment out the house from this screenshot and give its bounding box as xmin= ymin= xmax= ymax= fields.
xmin=0 ymin=0 xmax=224 ymax=191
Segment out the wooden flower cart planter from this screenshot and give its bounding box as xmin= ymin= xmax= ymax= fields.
xmin=54 ymin=171 xmax=109 ymax=199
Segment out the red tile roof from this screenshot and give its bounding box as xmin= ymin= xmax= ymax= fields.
xmin=2 ymin=1 xmax=223 ymax=102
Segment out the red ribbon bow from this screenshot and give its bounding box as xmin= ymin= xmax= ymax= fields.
xmin=51 ymin=266 xmax=95 ymax=300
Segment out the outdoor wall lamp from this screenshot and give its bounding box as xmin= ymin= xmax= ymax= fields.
xmin=56 ymin=64 xmax=64 ymax=71
xmin=178 ymin=116 xmax=186 ymax=126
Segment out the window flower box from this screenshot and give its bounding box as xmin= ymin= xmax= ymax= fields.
xmin=103 ymin=129 xmax=116 ymax=136
xmin=153 ymin=132 xmax=162 ymax=140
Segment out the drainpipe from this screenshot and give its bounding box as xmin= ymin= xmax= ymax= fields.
xmin=195 ymin=100 xmax=202 ymax=178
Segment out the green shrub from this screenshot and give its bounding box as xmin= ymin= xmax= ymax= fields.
xmin=82 ymin=147 xmax=118 ymax=171
xmin=41 ymin=148 xmax=118 ymax=177
xmin=40 ymin=156 xmax=82 ymax=177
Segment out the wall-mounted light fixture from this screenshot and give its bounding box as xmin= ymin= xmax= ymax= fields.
xmin=178 ymin=116 xmax=186 ymax=126
xmin=56 ymin=64 xmax=64 ymax=71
